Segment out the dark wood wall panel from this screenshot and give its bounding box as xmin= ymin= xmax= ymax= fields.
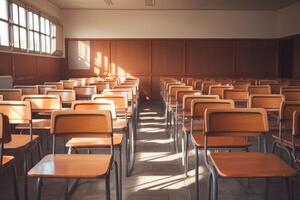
xmin=186 ymin=39 xmax=236 ymax=77
xmin=0 ymin=52 xmax=62 ymax=85
xmin=0 ymin=52 xmax=13 ymax=75
xmin=64 ymin=38 xmax=279 ymax=100
xmin=151 ymin=40 xmax=185 ymax=75
xmin=293 ymin=36 xmax=300 ymax=78
xmin=235 ymin=40 xmax=278 ymax=78
xmin=111 ymin=40 xmax=150 ymax=76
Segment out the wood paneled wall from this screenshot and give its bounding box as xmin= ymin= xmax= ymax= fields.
xmin=0 ymin=52 xmax=62 ymax=85
xmin=64 ymin=38 xmax=278 ymax=100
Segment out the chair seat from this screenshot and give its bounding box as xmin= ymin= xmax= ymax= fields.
xmin=28 ymin=154 xmax=112 ymax=178
xmin=192 ymin=134 xmax=250 ymax=148
xmin=2 ymin=155 xmax=15 ymax=166
xmin=113 ymin=119 xmax=127 ymax=130
xmin=4 ymin=134 xmax=39 ymax=149
xmin=66 ymin=134 xmax=123 ymax=148
xmin=271 ymin=134 xmax=300 ymax=148
xmin=15 ymin=119 xmax=50 ymax=130
xmin=210 ymin=152 xmax=296 ymax=178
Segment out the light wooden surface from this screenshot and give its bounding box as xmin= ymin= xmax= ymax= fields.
xmin=66 ymin=134 xmax=123 ymax=148
xmin=4 ymin=134 xmax=39 ymax=149
xmin=28 ymin=154 xmax=112 ymax=178
xmin=2 ymin=155 xmax=14 ymax=166
xmin=192 ymin=134 xmax=250 ymax=148
xmin=210 ymin=152 xmax=296 ymax=178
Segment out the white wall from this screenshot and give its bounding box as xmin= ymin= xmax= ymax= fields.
xmin=277 ymin=1 xmax=300 ymax=37
xmin=62 ymin=10 xmax=277 ymax=39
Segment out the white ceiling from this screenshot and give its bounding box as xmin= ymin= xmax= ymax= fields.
xmin=48 ymin=0 xmax=300 ymax=10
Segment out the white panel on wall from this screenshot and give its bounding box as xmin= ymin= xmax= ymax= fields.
xmin=68 ymin=40 xmax=90 ymax=70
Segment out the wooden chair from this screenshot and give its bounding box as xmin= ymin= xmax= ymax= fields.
xmin=201 ymin=82 xmax=218 ymax=95
xmin=248 ymin=85 xmax=271 ymax=95
xmin=70 ymin=100 xmax=125 ymax=196
xmin=180 ymin=95 xmax=219 ymax=163
xmin=209 ymin=85 xmax=233 ymax=99
xmin=272 ymin=101 xmax=300 ymax=165
xmin=0 ymin=95 xmax=2 ymax=101
xmin=0 ymin=89 xmax=22 ymax=100
xmin=223 ymin=89 xmax=249 ymax=107
xmin=89 ymin=82 xmax=110 ymax=93
xmin=258 ymin=80 xmax=278 ymax=85
xmin=281 ymin=88 xmax=300 ymax=101
xmin=232 ymin=82 xmax=250 ymax=90
xmin=0 ymin=101 xmax=40 ymax=200
xmin=45 ymin=89 xmax=76 ymax=107
xmin=270 ymin=83 xmax=288 ymax=94
xmin=37 ymin=85 xmax=57 ymax=94
xmin=92 ymin=94 xmax=133 ymax=176
xmin=44 ymin=82 xmax=63 ymax=89
xmin=28 ymin=110 xmax=120 ymax=200
xmin=291 ymin=111 xmax=300 ymax=169
xmin=14 ymin=85 xmax=38 ymax=95
xmin=61 ymin=80 xmax=77 ymax=89
xmin=204 ymin=108 xmax=296 ymax=200
xmin=74 ymin=85 xmax=97 ymax=100
xmin=0 ymin=113 xmax=19 ymax=200
xmin=189 ymin=99 xmax=250 ymax=199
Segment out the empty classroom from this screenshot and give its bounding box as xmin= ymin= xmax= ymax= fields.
xmin=1 ymin=0 xmax=300 ymax=200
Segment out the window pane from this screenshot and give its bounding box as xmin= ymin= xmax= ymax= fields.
xmin=28 ymin=11 xmax=33 ymax=29
xmin=19 ymin=6 xmax=26 ymax=27
xmin=29 ymin=31 xmax=34 ymax=51
xmin=46 ymin=36 xmax=50 ymax=53
xmin=34 ymin=32 xmax=39 ymax=51
xmin=51 ymin=38 xmax=56 ymax=54
xmin=51 ymin=23 xmax=56 ymax=37
xmin=0 ymin=21 xmax=9 ymax=46
xmin=33 ymin=13 xmax=39 ymax=31
xmin=0 ymin=0 xmax=8 ymax=20
xmin=20 ymin=28 xmax=26 ymax=49
xmin=41 ymin=34 xmax=45 ymax=53
xmin=45 ymin=19 xmax=50 ymax=35
xmin=13 ymin=25 xmax=19 ymax=48
xmin=40 ymin=17 xmax=45 ymax=33
xmin=12 ymin=3 xmax=18 ymax=24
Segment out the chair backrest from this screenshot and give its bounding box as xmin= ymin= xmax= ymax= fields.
xmin=86 ymin=77 xmax=101 ymax=85
xmin=46 ymin=89 xmax=76 ymax=104
xmin=270 ymin=83 xmax=288 ymax=94
xmin=209 ymin=85 xmax=233 ymax=99
xmin=22 ymin=95 xmax=62 ymax=112
xmin=74 ymin=86 xmax=97 ymax=98
xmin=204 ymin=108 xmax=269 ymax=137
xmin=223 ymin=89 xmax=249 ymax=102
xmin=0 ymin=113 xmax=12 ymax=144
xmin=176 ymin=90 xmax=201 ymax=105
xmin=114 ymin=85 xmax=137 ymax=96
xmin=14 ymin=85 xmax=38 ymax=95
xmin=103 ymin=89 xmax=133 ymax=101
xmin=44 ymin=82 xmax=64 ymax=89
xmin=248 ymin=94 xmax=284 ymax=112
xmin=50 ymin=110 xmax=113 ymax=142
xmin=288 ymin=80 xmax=300 ymax=86
xmin=61 ymin=80 xmax=77 ymax=89
xmin=281 ymin=89 xmax=300 ymax=101
xmin=0 ymin=95 xmax=2 ymax=101
xmin=292 ymin=111 xmax=300 ymax=136
xmin=232 ymin=83 xmax=250 ymax=90
xmin=202 ymin=82 xmax=217 ymax=95
xmin=104 ymin=80 xmax=118 ymax=89
xmin=182 ymin=95 xmax=219 ymax=112
xmin=0 ymin=89 xmax=22 ymax=100
xmin=193 ymin=80 xmax=202 ymax=90
xmin=169 ymin=85 xmax=193 ymax=98
xmin=0 ymin=101 xmax=32 ymax=124
xmin=191 ymin=99 xmax=234 ymax=119
xmin=92 ymin=94 xmax=128 ymax=112
xmin=37 ymin=85 xmax=57 ymax=94
xmin=248 ymin=85 xmax=271 ymax=95
xmin=89 ymin=82 xmax=110 ymax=93
xmin=258 ymin=80 xmax=278 ymax=85
xmin=280 ymin=101 xmax=300 ymax=123
xmin=72 ymin=100 xmax=116 ymax=119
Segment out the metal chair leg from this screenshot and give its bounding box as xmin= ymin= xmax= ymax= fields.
xmin=195 ymin=147 xmax=199 ymax=200
xmin=11 ymin=164 xmax=19 ymax=200
xmin=114 ymin=161 xmax=120 ymax=200
xmin=23 ymin=152 xmax=28 ymax=200
xmin=285 ymin=178 xmax=291 ymax=200
xmin=208 ymin=174 xmax=212 ymax=200
xmin=105 ymin=173 xmax=111 ymax=200
xmin=264 ymin=178 xmax=269 ymax=200
xmin=119 ymin=146 xmax=122 ymax=200
xmin=211 ymin=168 xmax=218 ymax=200
xmin=36 ymin=177 xmax=42 ymax=200
xmin=184 ymin=133 xmax=189 ymax=177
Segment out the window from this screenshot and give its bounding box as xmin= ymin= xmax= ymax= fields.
xmin=0 ymin=0 xmax=59 ymax=55
xmin=0 ymin=0 xmax=9 ymax=46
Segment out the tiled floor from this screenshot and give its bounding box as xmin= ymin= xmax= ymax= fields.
xmin=0 ymin=102 xmax=299 ymax=200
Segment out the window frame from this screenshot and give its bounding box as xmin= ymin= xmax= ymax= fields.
xmin=0 ymin=0 xmax=59 ymax=56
